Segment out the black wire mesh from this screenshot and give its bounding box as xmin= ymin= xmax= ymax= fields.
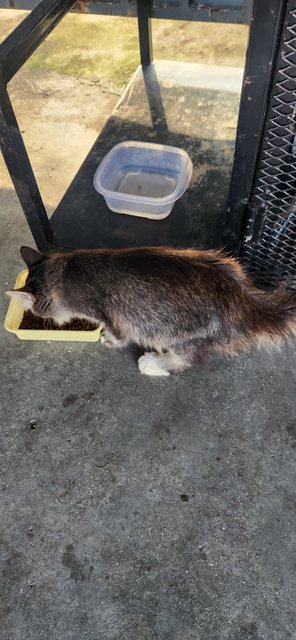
xmin=242 ymin=1 xmax=296 ymax=290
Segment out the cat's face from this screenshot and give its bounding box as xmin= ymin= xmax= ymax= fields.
xmin=7 ymin=247 xmax=72 ymax=325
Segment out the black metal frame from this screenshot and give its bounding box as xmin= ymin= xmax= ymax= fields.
xmin=0 ymin=0 xmax=274 ymax=253
xmin=224 ymin=0 xmax=287 ymax=255
xmin=0 ymin=82 xmax=53 ymax=249
xmin=0 ymin=0 xmax=79 ymax=250
xmin=137 ymin=0 xmax=152 ymax=67
xmin=238 ymin=0 xmax=296 ymax=288
xmin=0 ymin=0 xmax=154 ymax=250
xmin=0 ymin=0 xmax=252 ymax=24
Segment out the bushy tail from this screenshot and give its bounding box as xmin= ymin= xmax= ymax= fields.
xmin=249 ymin=286 xmax=296 ymax=345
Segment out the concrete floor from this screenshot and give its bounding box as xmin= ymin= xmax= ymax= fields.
xmin=2 ymin=174 xmax=296 ymax=640
xmin=1 ymin=14 xmax=296 ymax=640
xmin=1 ymin=222 xmax=296 ymax=639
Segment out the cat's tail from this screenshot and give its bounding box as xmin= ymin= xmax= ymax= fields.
xmin=246 ymin=285 xmax=296 ymax=349
xmin=220 ymin=283 xmax=296 ymax=357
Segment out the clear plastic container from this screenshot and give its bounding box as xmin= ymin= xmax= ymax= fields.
xmin=93 ymin=141 xmax=193 ymax=220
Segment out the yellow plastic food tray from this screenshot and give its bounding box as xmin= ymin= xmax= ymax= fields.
xmin=4 ymin=270 xmax=103 ymax=342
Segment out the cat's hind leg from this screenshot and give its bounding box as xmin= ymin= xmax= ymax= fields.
xmin=138 ymin=352 xmax=187 ymax=376
xmin=138 ymin=339 xmax=212 ymax=376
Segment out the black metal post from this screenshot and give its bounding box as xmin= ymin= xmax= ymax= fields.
xmin=137 ymin=0 xmax=153 ymax=67
xmin=224 ymin=0 xmax=286 ymax=255
xmin=0 ymin=84 xmax=54 ymax=251
xmin=0 ymin=0 xmax=78 ymax=250
xmin=0 ymin=0 xmax=77 ymax=85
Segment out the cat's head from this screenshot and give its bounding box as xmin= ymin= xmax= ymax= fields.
xmin=6 ymin=247 xmax=70 ymax=325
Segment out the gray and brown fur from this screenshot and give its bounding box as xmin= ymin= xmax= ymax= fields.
xmin=7 ymin=245 xmax=296 ymax=376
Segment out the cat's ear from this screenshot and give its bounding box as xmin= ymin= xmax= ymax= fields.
xmin=6 ymin=288 xmax=36 ymax=308
xmin=20 ymin=246 xmax=44 ymax=268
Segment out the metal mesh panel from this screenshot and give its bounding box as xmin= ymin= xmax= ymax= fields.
xmin=242 ymin=2 xmax=296 ymax=290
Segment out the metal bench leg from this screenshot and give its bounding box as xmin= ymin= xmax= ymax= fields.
xmin=0 ymin=83 xmax=54 ymax=252
xmin=137 ymin=0 xmax=153 ymax=67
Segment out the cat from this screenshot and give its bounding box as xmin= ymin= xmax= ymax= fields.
xmin=7 ymin=245 xmax=296 ymax=376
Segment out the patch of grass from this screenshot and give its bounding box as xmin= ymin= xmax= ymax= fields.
xmin=0 ymin=11 xmax=248 ymax=91
xmin=23 ymin=14 xmax=140 ymax=90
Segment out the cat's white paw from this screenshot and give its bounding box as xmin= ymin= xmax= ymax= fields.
xmin=138 ymin=353 xmax=170 ymax=377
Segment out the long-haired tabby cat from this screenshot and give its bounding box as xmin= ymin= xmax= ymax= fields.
xmin=7 ymin=245 xmax=296 ymax=376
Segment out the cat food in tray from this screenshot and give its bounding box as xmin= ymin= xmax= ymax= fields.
xmin=5 ymin=271 xmax=103 ymax=342
xmin=93 ymin=141 xmax=193 ymax=220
